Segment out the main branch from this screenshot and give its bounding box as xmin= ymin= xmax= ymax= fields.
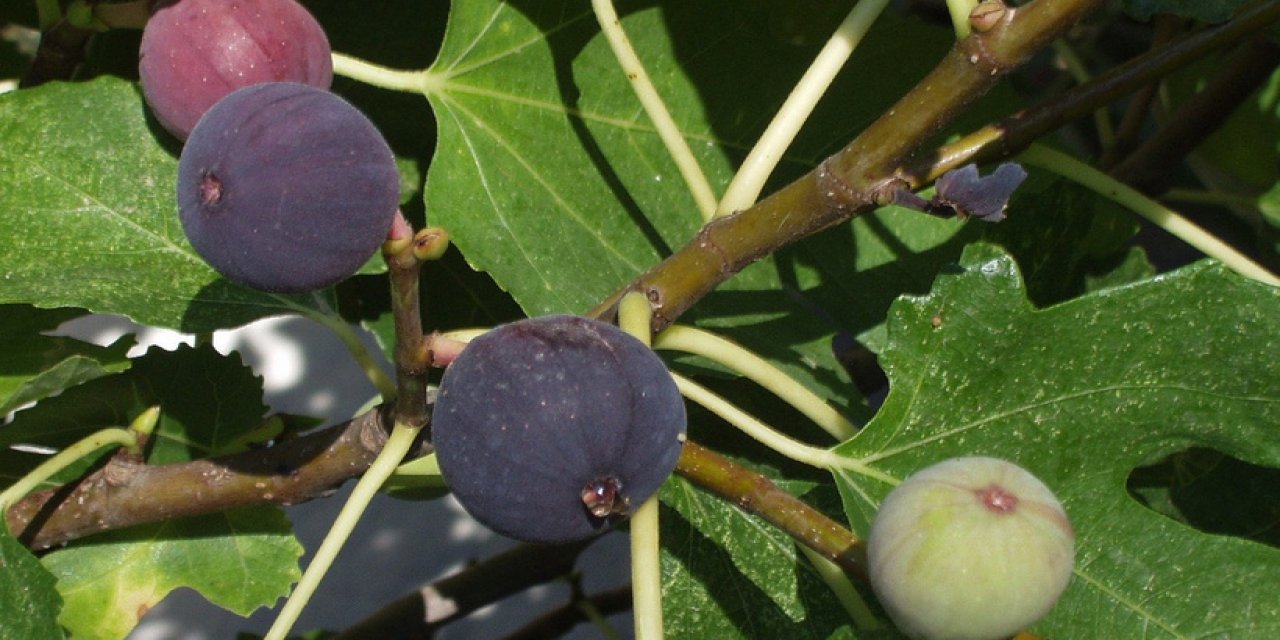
xmin=593 ymin=0 xmax=1105 ymax=332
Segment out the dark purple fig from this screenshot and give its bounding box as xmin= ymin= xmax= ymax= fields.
xmin=431 ymin=315 xmax=687 ymax=544
xmin=177 ymin=82 xmax=399 ymax=293
xmin=140 ymin=0 xmax=333 ymax=140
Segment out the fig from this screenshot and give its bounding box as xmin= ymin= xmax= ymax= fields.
xmin=177 ymin=82 xmax=400 ymax=293
xmin=866 ymin=456 xmax=1074 ymax=640
xmin=140 ymin=0 xmax=333 ymax=139
xmin=431 ymin=315 xmax=687 ymax=544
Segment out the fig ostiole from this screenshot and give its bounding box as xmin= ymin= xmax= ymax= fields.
xmin=866 ymin=456 xmax=1074 ymax=640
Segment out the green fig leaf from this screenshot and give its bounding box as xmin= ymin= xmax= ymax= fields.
xmin=834 ymin=244 xmax=1280 ymax=637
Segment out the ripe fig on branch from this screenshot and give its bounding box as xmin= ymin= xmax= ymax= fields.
xmin=866 ymin=456 xmax=1074 ymax=640
xmin=177 ymin=82 xmax=399 ymax=293
xmin=140 ymin=0 xmax=333 ymax=139
xmin=431 ymin=315 xmax=687 ymax=544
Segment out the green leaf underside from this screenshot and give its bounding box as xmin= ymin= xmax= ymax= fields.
xmin=423 ymin=0 xmax=1038 ymax=418
xmin=1 ymin=343 xmax=269 ymax=487
xmin=41 ymin=507 xmax=301 ymax=640
xmin=0 ymin=77 xmax=338 ymax=333
xmin=0 ymin=305 xmax=132 ymax=416
xmin=0 ymin=527 xmax=63 ymax=640
xmin=660 ymin=478 xmax=859 ymax=639
xmin=834 ymin=244 xmax=1280 ymax=637
xmin=660 ymin=475 xmax=823 ymax=623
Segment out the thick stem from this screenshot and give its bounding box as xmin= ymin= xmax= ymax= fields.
xmin=386 ymin=235 xmax=431 ymax=435
xmin=675 ymin=441 xmax=868 ymax=582
xmin=592 ymin=0 xmax=1106 ymax=332
xmin=5 ymin=407 xmax=408 ymax=550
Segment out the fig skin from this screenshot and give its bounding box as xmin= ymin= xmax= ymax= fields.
xmin=430 ymin=315 xmax=687 ymax=544
xmin=866 ymin=456 xmax=1074 ymax=640
xmin=140 ymin=0 xmax=333 ymax=140
xmin=177 ymin=82 xmax=400 ymax=294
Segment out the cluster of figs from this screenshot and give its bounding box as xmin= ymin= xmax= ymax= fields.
xmin=137 ymin=1 xmax=1074 ymax=638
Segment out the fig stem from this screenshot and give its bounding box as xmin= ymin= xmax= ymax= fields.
xmin=675 ymin=441 xmax=868 ymax=582
xmin=264 ymin=421 xmax=424 ymax=640
xmin=617 ymin=292 xmax=665 ymax=640
xmin=385 ymin=215 xmax=432 ymax=433
xmin=331 ymin=51 xmax=428 ymax=94
xmin=716 ymin=0 xmax=890 ymax=217
xmin=654 ymin=325 xmax=859 ymax=441
xmin=591 ymin=0 xmax=717 ymax=221
xmin=0 ymin=427 xmax=138 ymax=515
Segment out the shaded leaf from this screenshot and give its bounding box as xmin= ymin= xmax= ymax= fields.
xmin=1 ymin=343 xmax=268 ymax=487
xmin=0 ymin=305 xmax=132 ymax=416
xmin=660 ymin=478 xmax=860 ymax=639
xmin=1122 ymin=0 xmax=1251 ymax=23
xmin=0 ymin=526 xmax=63 ymax=640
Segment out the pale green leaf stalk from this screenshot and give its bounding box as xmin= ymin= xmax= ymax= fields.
xmin=1021 ymin=144 xmax=1280 ymax=286
xmin=331 ymin=52 xmax=428 ymax=94
xmin=946 ymin=0 xmax=979 ymax=39
xmin=617 ymin=292 xmax=665 ymax=640
xmin=716 ymin=0 xmax=891 ymax=216
xmin=797 ymin=545 xmax=880 ymax=631
xmin=672 ymin=373 xmax=896 ymax=485
xmin=263 ymin=421 xmax=422 ymax=640
xmin=0 ymin=428 xmax=139 ymax=514
xmin=592 ymin=0 xmax=718 ymax=221
xmin=654 ymin=325 xmax=857 ymax=441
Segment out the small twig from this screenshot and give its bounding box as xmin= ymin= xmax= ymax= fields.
xmin=265 ymin=216 xmax=439 ymax=640
xmin=386 ymin=219 xmax=432 ymax=434
xmin=333 ymin=540 xmax=596 ymax=640
xmin=1109 ymin=36 xmax=1280 ymax=194
xmin=910 ymin=1 xmax=1280 ymax=185
xmin=1099 ymin=14 xmax=1187 ymax=169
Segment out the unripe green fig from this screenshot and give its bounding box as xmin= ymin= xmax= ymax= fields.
xmin=866 ymin=456 xmax=1074 ymax=640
